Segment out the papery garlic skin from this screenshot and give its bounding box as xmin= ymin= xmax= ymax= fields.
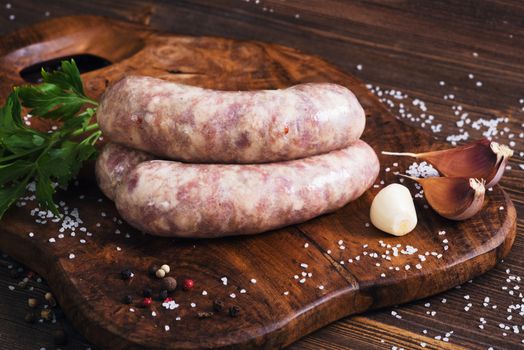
xmin=370 ymin=184 xmax=417 ymax=236
xmin=487 ymin=142 xmax=514 ymax=188
xmin=382 ymin=139 xmax=514 ymax=189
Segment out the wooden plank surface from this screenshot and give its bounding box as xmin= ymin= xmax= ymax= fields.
xmin=0 ymin=1 xmax=523 ymax=349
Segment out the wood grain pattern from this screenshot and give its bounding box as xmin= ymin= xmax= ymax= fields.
xmin=0 ymin=15 xmax=517 ymax=350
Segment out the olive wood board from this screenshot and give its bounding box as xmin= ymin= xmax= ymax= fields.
xmin=0 ymin=16 xmax=516 ymax=350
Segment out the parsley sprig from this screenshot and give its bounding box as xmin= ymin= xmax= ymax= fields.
xmin=0 ymin=60 xmax=100 ymax=218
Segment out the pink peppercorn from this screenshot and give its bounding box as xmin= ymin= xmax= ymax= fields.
xmin=183 ymin=279 xmax=194 ymax=291
xmin=141 ymin=297 xmax=152 ymax=307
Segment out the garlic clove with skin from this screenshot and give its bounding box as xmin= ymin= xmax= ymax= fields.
xmin=400 ymin=175 xmax=485 ymax=221
xmin=382 ymin=139 xmax=513 ymax=188
xmin=370 ymin=183 xmax=417 ymax=236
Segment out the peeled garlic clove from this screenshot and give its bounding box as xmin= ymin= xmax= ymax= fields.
xmin=370 ymin=183 xmax=417 ymax=236
xmin=402 ymin=176 xmax=485 ymax=221
xmin=382 ymin=139 xmax=513 ymax=188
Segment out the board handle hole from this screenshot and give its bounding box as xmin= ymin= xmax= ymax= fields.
xmin=20 ymin=54 xmax=112 ymax=83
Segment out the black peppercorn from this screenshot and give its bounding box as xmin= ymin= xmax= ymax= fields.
xmin=159 ymin=289 xmax=169 ymax=300
xmin=24 ymin=311 xmax=36 ymax=323
xmin=9 ymin=268 xmax=22 ymax=279
xmin=123 ymin=295 xmax=133 ymax=304
xmin=148 ymin=265 xmax=159 ymax=277
xmin=228 ymin=305 xmax=240 ymax=317
xmin=213 ymin=299 xmax=224 ymax=312
xmin=52 ymin=329 xmax=68 ymax=346
xmin=120 ymin=269 xmax=133 ymax=280
xmin=143 ymin=288 xmax=152 ymax=298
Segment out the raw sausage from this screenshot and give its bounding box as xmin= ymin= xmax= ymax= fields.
xmin=95 ymin=143 xmax=153 ymax=200
xmin=112 ymin=140 xmax=379 ymax=238
xmin=97 ymin=76 xmax=366 ymax=163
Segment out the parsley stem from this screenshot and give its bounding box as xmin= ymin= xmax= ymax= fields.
xmin=71 ymin=122 xmax=99 ymax=137
xmin=84 ymin=98 xmax=98 ymax=106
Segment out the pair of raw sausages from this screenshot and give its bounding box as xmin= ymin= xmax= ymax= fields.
xmin=95 ymin=76 xmax=379 ymax=238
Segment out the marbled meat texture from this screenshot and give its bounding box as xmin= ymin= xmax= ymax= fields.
xmin=97 ymin=76 xmax=366 ymax=163
xmin=95 ymin=143 xmax=154 ymax=201
xmin=110 ymin=140 xmax=379 ymax=238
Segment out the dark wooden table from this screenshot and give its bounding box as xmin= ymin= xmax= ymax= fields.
xmin=0 ymin=1 xmax=523 ymax=349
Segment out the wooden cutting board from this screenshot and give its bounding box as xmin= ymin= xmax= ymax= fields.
xmin=0 ymin=16 xmax=516 ymax=350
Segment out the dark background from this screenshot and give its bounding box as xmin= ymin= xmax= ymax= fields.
xmin=1 ymin=1 xmax=523 ymax=349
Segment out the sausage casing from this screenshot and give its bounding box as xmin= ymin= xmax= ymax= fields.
xmin=97 ymin=76 xmax=366 ymax=163
xmin=110 ymin=140 xmax=379 ymax=238
xmin=95 ymin=143 xmax=153 ymax=201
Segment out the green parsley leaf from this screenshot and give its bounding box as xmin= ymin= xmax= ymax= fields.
xmin=0 ymin=59 xmax=100 ymax=219
xmin=17 ymin=59 xmax=97 ymax=121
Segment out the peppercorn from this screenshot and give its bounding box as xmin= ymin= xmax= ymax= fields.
xmin=143 ymin=288 xmax=152 ymax=298
xmin=228 ymin=306 xmax=240 ymax=317
xmin=9 ymin=268 xmax=22 ymax=279
xmin=155 ymin=269 xmax=166 ymax=279
xmin=45 ymin=292 xmax=57 ymax=307
xmin=160 ymin=264 xmax=170 ymax=274
xmin=183 ymin=278 xmax=194 ymax=291
xmin=161 ymin=277 xmax=177 ymax=292
xmin=141 ymin=297 xmax=152 ymax=307
xmin=148 ymin=265 xmax=159 ymax=276
xmin=52 ymin=329 xmax=68 ymax=346
xmin=159 ymin=290 xmax=169 ymax=300
xmin=41 ymin=309 xmax=53 ymax=321
xmin=213 ymin=299 xmax=224 ymax=312
xmin=197 ymin=311 xmax=214 ymax=319
xmin=44 ymin=292 xmax=54 ymax=301
xmin=120 ymin=269 xmax=134 ymax=280
xmin=123 ymin=295 xmax=133 ymax=305
xmin=17 ymin=280 xmax=27 ymax=289
xmin=24 ymin=311 xmax=37 ymax=323
xmin=27 ymin=298 xmax=38 ymax=308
